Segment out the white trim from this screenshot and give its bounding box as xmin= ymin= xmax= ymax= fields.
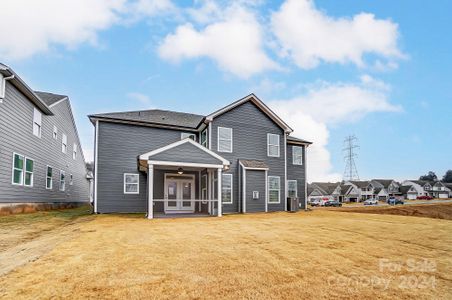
xmin=148 ymin=160 xmax=224 ymax=169
xmin=268 ymin=176 xmax=281 ymax=204
xmin=59 ymin=170 xmax=66 ymax=192
xmin=284 ymin=134 xmax=287 ymax=210
xmin=208 ymin=170 xmax=212 ymax=214
xmin=221 ymin=173 xmax=233 ymax=204
xmin=62 ymin=133 xmax=67 ymax=153
xmin=205 ymin=94 xmax=293 ymax=133
xmin=201 ymin=174 xmax=208 ymax=205
xmin=163 ymin=173 xmax=196 ymax=213
xmin=201 ymin=129 xmax=208 ymax=148
xmin=24 ymin=157 xmax=34 ymax=187
xmin=242 ymin=166 xmax=246 ymax=213
xmin=124 ymin=173 xmax=140 ymax=194
xmin=49 ymin=97 xmax=68 ymax=108
xmin=292 ymin=146 xmax=303 ymax=165
xmin=288 ymin=180 xmax=297 ymax=198
xmin=198 ymin=170 xmax=202 ymax=211
xmin=53 ymin=125 xmax=58 ymax=140
xmin=240 ymin=165 xmax=269 ymax=171
xmin=11 ymin=152 xmax=24 ymax=186
xmin=148 ymin=164 xmax=154 ymax=219
xmin=208 ymin=122 xmax=212 ymax=150
xmin=181 ymin=132 xmax=196 ymax=140
xmin=217 ymin=168 xmax=222 ymax=217
xmin=265 ymin=170 xmax=268 ymax=212
xmin=267 ymin=133 xmax=280 ymax=157
xmin=139 ymin=138 xmax=230 ymax=166
xmin=46 ymin=165 xmax=53 ymax=190
xmin=217 ymin=126 xmax=233 ymax=153
xmin=94 ymin=120 xmax=99 ymax=213
xmin=32 ymin=108 xmax=42 ymax=138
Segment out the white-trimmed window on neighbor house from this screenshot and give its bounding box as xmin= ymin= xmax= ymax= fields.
xmin=222 ymin=173 xmax=233 ymax=204
xmin=62 ymin=134 xmax=67 ymax=153
xmin=53 ymin=126 xmax=58 ymax=139
xmin=33 ymin=108 xmax=42 ymax=138
xmin=201 ymin=129 xmax=208 ymax=147
xmin=267 ymin=134 xmax=280 ymax=157
xmin=218 ymin=127 xmax=232 ymax=152
xmin=59 ymin=170 xmax=66 ymax=191
xmin=268 ymin=176 xmax=280 ymax=203
xmin=124 ymin=173 xmax=139 ymax=194
xmin=288 ymin=180 xmax=297 ymax=198
xmin=181 ymin=132 xmax=196 ymax=140
xmin=292 ymin=146 xmax=303 ymax=165
xmin=73 ymin=144 xmax=77 ymax=160
xmin=46 ymin=166 xmax=53 ymax=189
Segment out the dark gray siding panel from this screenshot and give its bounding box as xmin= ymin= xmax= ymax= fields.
xmin=96 ymin=121 xmax=202 ymax=213
xmin=0 ymin=82 xmax=89 ymax=203
xmin=245 ymin=170 xmax=266 ymax=212
xmin=210 ymin=101 xmax=286 ymax=213
xmin=149 ymin=142 xmax=222 ymax=165
xmin=287 ymin=144 xmax=307 ymax=209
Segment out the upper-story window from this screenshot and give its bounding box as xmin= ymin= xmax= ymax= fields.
xmin=53 ymin=126 xmax=58 ymax=139
xmin=46 ymin=166 xmax=53 ymax=189
xmin=218 ymin=127 xmax=232 ymax=152
xmin=73 ymin=144 xmax=77 ymax=160
xmin=424 ymin=185 xmax=431 ymax=191
xmin=62 ymin=134 xmax=67 ymax=153
xmin=181 ymin=132 xmax=196 ymax=140
xmin=267 ymin=134 xmax=280 ymax=157
xmin=33 ymin=108 xmax=42 ymax=138
xmin=292 ymin=146 xmax=303 ymax=165
xmin=201 ymin=129 xmax=208 ymax=147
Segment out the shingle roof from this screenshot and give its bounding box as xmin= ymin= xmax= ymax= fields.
xmin=408 ymin=180 xmax=433 ymax=186
xmin=240 ymin=160 xmax=268 ymax=169
xmin=287 ymin=136 xmax=312 ymax=144
xmin=340 ymin=184 xmax=351 ymax=195
xmin=348 ymin=181 xmax=371 ymax=188
xmin=311 ymin=182 xmax=340 ymax=195
xmin=35 ymin=91 xmax=67 ymax=106
xmin=371 ymin=179 xmax=394 ymax=188
xmin=89 ymin=109 xmax=205 ymax=129
xmin=400 ymin=185 xmax=414 ymax=194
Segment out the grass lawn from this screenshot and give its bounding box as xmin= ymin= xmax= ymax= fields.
xmin=0 ymin=208 xmax=451 ymax=299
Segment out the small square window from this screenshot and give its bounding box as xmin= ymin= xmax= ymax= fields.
xmin=124 ymin=173 xmax=139 ymax=194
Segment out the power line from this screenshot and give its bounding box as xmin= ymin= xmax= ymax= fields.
xmin=343 ymin=135 xmax=360 ymax=181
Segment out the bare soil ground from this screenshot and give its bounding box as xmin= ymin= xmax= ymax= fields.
xmin=332 ymin=202 xmax=452 ymax=220
xmin=0 ymin=208 xmax=451 ymax=299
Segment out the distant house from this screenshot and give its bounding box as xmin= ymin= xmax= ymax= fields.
xmin=401 ymin=180 xmax=448 ymax=198
xmin=399 ymin=185 xmax=419 ymax=200
xmin=370 ymin=179 xmax=401 ymax=201
xmin=343 ymin=181 xmax=375 ymax=202
xmin=0 ymin=63 xmax=90 ymax=210
xmin=445 ymin=183 xmax=452 ymax=198
xmin=307 ymin=182 xmax=341 ymax=202
xmin=431 ymin=181 xmax=450 ymax=199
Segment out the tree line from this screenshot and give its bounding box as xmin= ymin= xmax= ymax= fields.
xmin=419 ymin=170 xmax=452 ymax=183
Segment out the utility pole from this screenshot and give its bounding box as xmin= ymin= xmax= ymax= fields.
xmin=343 ymin=135 xmax=360 ymax=181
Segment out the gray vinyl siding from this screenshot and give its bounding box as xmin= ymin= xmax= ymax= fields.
xmin=287 ymin=144 xmax=307 ymax=209
xmin=0 ymin=81 xmax=89 ymax=203
xmin=210 ymin=101 xmax=286 ymax=213
xmin=96 ymin=121 xmax=201 ymax=213
xmin=245 ymin=170 xmax=266 ymax=212
xmin=149 ymin=142 xmax=222 ymax=165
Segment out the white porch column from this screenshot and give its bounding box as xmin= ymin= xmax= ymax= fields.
xmin=208 ymin=170 xmax=212 ymax=215
xmin=147 ymin=164 xmax=154 ymax=219
xmin=217 ymin=168 xmax=222 ymax=217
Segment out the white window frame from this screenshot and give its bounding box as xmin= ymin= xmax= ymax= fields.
xmin=124 ymin=173 xmax=139 ymax=194
xmin=221 ymin=173 xmax=233 ymax=204
xmin=62 ymin=134 xmax=67 ymax=153
xmin=53 ymin=126 xmax=58 ymax=140
xmin=73 ymin=143 xmax=78 ymax=160
xmin=267 ymin=133 xmax=280 ymax=157
xmin=217 ymin=127 xmax=233 ymax=153
xmin=12 ymin=153 xmax=25 ymax=186
xmin=46 ymin=165 xmax=53 ymax=189
xmin=181 ymin=132 xmax=196 ymax=140
xmin=268 ymin=176 xmax=281 ymax=204
xmin=201 ymin=129 xmax=208 ymax=147
xmin=22 ymin=156 xmax=34 ymax=187
xmin=69 ymin=174 xmax=73 ymax=185
xmin=292 ymin=146 xmax=303 ymax=165
xmin=59 ymin=170 xmax=66 ymax=191
xmin=33 ymin=108 xmax=42 ymax=138
xmin=288 ymin=180 xmax=297 ymax=198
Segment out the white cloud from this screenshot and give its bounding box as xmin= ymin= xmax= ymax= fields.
xmin=127 ymin=92 xmax=152 ymax=106
xmin=0 ymin=0 xmax=175 ymax=60
xmin=269 ymin=76 xmax=401 ymax=181
xmin=271 ymin=0 xmax=404 ymax=69
xmin=158 ymin=4 xmax=279 ymax=78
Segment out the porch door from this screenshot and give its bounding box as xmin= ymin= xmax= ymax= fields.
xmin=165 ymin=177 xmax=195 ymax=213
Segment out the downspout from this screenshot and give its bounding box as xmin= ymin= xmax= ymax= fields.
xmin=305 ymin=144 xmax=309 ymax=211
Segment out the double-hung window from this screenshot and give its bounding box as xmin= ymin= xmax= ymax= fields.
xmin=33 ymin=108 xmax=42 ymax=138
xmin=62 ymin=134 xmax=67 ymax=153
xmin=288 ymin=180 xmax=297 ymax=198
xmin=181 ymin=132 xmax=196 ymax=140
xmin=222 ymin=173 xmax=232 ymax=204
xmin=46 ymin=166 xmax=53 ymax=189
xmin=53 ymin=126 xmax=58 ymax=139
xmin=267 ymin=134 xmax=280 ymax=157
xmin=59 ymin=171 xmax=66 ymax=191
xmin=268 ymin=176 xmax=280 ymax=203
xmin=201 ymin=129 xmax=208 ymax=147
xmin=12 ymin=153 xmax=33 ymax=186
xmin=73 ymin=144 xmax=77 ymax=160
xmin=124 ymin=173 xmax=139 ymax=194
xmin=218 ymin=127 xmax=232 ymax=152
xmin=292 ymin=146 xmax=303 ymax=165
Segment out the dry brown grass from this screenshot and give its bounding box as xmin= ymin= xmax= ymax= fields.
xmin=0 ymin=210 xmax=451 ymax=299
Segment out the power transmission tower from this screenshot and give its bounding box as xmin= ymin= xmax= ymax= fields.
xmin=343 ymin=135 xmax=360 ymax=181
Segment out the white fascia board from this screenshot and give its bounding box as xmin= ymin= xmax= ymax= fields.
xmin=148 ymin=160 xmax=224 ymax=169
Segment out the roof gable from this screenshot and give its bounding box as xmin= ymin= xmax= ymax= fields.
xmin=206 ymin=94 xmax=293 ymax=133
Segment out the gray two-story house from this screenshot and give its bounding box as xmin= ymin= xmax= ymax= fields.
xmin=0 ymin=63 xmax=90 ymax=211
xmin=89 ymin=94 xmax=311 ymax=218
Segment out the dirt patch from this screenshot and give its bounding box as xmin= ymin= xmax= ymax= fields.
xmin=333 ymin=203 xmax=452 ymax=220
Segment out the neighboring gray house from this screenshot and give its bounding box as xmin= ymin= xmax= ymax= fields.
xmin=343 ymin=181 xmax=375 ymax=202
xmin=89 ymin=94 xmax=311 ymax=218
xmin=370 ymin=179 xmax=401 ymax=201
xmin=307 ymin=182 xmax=341 ymax=203
xmin=0 ymin=63 xmax=90 ymax=209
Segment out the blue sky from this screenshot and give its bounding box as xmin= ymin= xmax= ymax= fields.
xmin=1 ymin=0 xmax=451 ymax=181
